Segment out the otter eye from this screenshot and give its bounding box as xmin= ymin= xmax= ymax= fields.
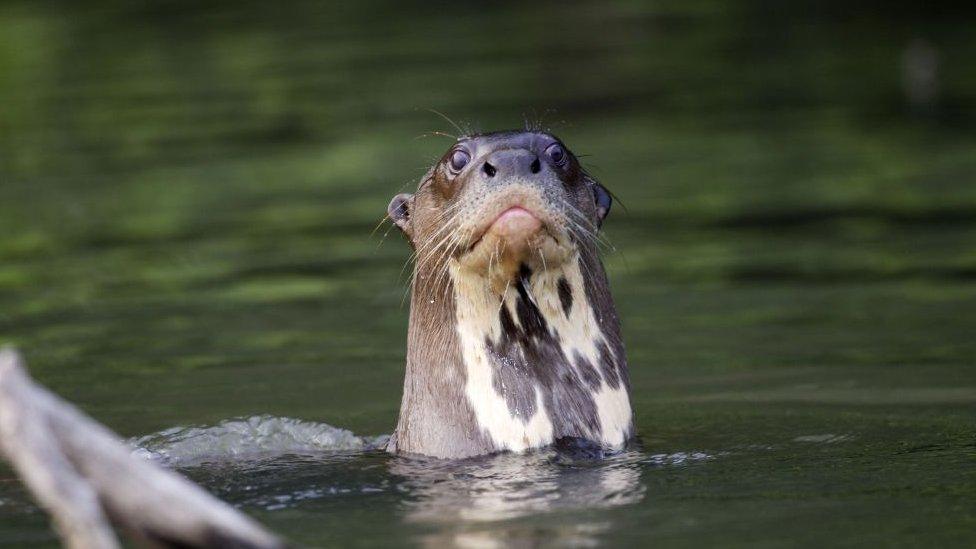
xmin=449 ymin=148 xmax=470 ymax=173
xmin=545 ymin=143 xmax=567 ymax=166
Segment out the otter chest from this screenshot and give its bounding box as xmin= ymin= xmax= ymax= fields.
xmin=450 ymin=260 xmax=632 ymax=453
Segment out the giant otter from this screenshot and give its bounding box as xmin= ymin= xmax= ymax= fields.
xmin=386 ymin=130 xmax=632 ymax=459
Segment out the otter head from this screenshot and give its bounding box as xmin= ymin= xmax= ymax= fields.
xmin=387 ymin=130 xmax=631 ymax=459
xmin=388 ymin=131 xmax=612 ymax=293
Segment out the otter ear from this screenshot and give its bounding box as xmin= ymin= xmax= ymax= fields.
xmin=592 ymin=182 xmax=612 ymax=227
xmin=388 ymin=193 xmax=415 ymax=239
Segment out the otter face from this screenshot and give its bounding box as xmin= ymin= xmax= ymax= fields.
xmin=389 ymin=131 xmax=612 ymax=291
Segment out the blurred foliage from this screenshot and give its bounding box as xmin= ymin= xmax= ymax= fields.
xmin=0 ymin=0 xmax=973 ymax=423
xmin=0 ymin=1 xmax=974 ymax=545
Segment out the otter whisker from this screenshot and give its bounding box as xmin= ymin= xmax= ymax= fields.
xmin=578 ymin=252 xmax=598 ymax=286
xmin=419 ymin=216 xmax=468 ymax=295
xmin=559 ymin=215 xmax=598 ymax=249
xmin=558 ymin=199 xmax=629 ymax=274
xmin=558 ymin=199 xmax=599 ymax=234
xmin=414 ymin=130 xmax=458 ymax=141
xmin=560 ymin=200 xmax=616 ymax=252
xmin=438 ymin=243 xmax=462 ymax=291
xmin=411 ymin=222 xmax=455 ymax=270
xmin=571 ymin=211 xmax=615 ymax=251
xmin=520 ymin=269 xmax=539 ymax=307
xmin=424 ymin=108 xmax=465 ymax=138
xmin=370 ymin=213 xmax=392 ymax=239
xmin=428 ymin=232 xmax=462 ymax=294
xmin=489 ymin=240 xmax=500 ymax=281
xmin=430 ymin=237 xmax=463 ymax=295
xmin=399 ymin=202 xmax=466 ymax=280
xmin=416 ymin=244 xmax=456 ymax=294
xmin=397 ymin=215 xmax=460 ymax=281
xmin=377 ymin=225 xmax=405 ymax=257
xmin=376 ymin=220 xmax=399 ymax=251
xmin=418 ymin=213 xmax=465 ymax=271
xmin=400 ymin=277 xmax=413 ymax=308
xmin=497 ymin=278 xmax=512 ymax=315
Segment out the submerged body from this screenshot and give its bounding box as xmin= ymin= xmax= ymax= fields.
xmin=387 ymin=130 xmax=633 ymax=459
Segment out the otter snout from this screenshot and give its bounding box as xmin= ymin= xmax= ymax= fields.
xmin=480 ymin=205 xmax=544 ymax=261
xmin=480 ymin=149 xmax=542 ymax=180
xmin=387 ymin=130 xmax=614 ymax=292
xmin=490 ymin=206 xmax=542 ymax=237
xmin=455 ymin=145 xmax=575 ymax=284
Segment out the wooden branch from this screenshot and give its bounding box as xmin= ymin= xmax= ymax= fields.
xmin=0 ymin=347 xmax=286 ymax=549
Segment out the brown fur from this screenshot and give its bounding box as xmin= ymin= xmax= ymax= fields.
xmin=386 ymin=131 xmax=631 ymax=458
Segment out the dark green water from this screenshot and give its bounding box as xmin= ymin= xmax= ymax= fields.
xmin=1 ymin=1 xmax=975 ymax=546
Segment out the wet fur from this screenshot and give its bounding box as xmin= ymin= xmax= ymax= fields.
xmin=387 ymin=131 xmax=632 ymax=458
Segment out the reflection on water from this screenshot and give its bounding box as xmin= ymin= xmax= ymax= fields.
xmin=395 ymin=450 xmax=647 ymax=548
xmin=130 ymin=416 xmax=711 ymax=548
xmin=395 ymin=451 xmax=647 ymax=523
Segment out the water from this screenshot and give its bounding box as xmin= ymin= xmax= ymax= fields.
xmin=131 ymin=415 xmax=390 ymax=466
xmin=130 ymin=421 xmax=703 ymax=546
xmin=1 ymin=0 xmax=975 ymax=546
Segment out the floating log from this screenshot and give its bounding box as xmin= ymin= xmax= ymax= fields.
xmin=0 ymin=347 xmax=286 ymax=549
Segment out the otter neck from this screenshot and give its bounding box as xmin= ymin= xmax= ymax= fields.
xmin=389 ymin=245 xmax=633 ymax=458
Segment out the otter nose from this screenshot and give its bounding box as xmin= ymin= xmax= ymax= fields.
xmin=481 ymin=149 xmax=542 ymax=179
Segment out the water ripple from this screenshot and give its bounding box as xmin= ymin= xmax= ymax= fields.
xmin=129 ymin=415 xmax=389 ymax=466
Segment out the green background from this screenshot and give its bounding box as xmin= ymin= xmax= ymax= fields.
xmin=1 ymin=1 xmax=974 ymax=546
